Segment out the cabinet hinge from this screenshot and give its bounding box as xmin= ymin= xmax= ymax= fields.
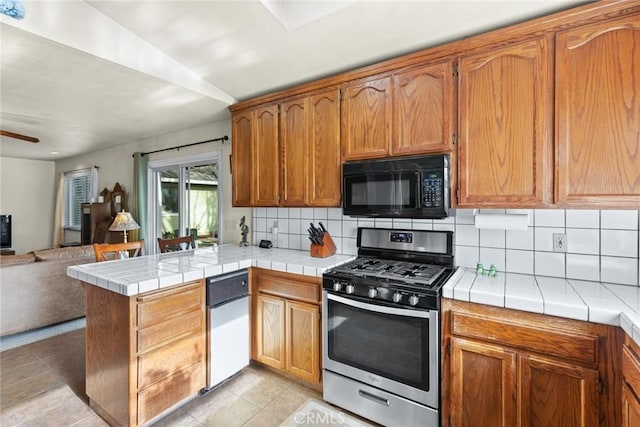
xmin=599 ymin=377 xmax=604 ymax=395
xmin=456 ymin=189 xmax=460 ymax=201
xmin=446 ymin=341 xmax=451 ymax=355
xmin=452 ymin=133 xmax=457 ymax=145
xmin=453 ymin=62 xmax=459 ymax=76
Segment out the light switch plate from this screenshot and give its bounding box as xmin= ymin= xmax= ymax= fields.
xmin=553 ymin=233 xmax=568 ymax=252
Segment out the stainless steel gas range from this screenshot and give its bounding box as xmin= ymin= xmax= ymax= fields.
xmin=322 ymin=227 xmax=457 ymax=427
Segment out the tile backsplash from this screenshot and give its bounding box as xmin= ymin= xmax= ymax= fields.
xmin=252 ymin=208 xmax=640 ymax=286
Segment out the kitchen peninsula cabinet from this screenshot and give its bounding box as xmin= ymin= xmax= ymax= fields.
xmin=555 ymin=15 xmax=640 ymax=208
xmin=84 ymin=280 xmax=206 ymax=426
xmin=442 ymin=299 xmax=621 ymax=427
xmin=251 ymin=268 xmax=321 ymax=385
xmin=622 ymin=334 xmax=640 ymax=426
xmin=457 ymin=37 xmax=552 ymax=207
xmin=231 ymin=103 xmax=279 ymax=206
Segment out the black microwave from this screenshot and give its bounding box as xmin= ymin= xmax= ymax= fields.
xmin=342 ymin=154 xmax=450 ymax=219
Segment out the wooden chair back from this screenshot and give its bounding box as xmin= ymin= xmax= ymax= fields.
xmin=157 ymin=236 xmax=195 ymax=253
xmin=93 ymin=240 xmax=145 ymax=262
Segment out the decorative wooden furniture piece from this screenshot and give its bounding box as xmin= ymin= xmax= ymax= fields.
xmin=84 ymin=280 xmax=206 ymax=426
xmin=93 ymin=240 xmax=144 ymax=262
xmin=251 ymin=268 xmax=321 ymax=386
xmin=441 ymin=299 xmax=622 ymax=427
xmin=157 ymin=236 xmax=195 ymax=253
xmin=80 ymin=202 xmax=111 ymax=245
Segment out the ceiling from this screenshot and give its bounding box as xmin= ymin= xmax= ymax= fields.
xmin=0 ymin=0 xmax=590 ymax=161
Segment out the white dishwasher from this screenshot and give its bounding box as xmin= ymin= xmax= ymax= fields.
xmin=205 ymin=269 xmax=249 ymax=390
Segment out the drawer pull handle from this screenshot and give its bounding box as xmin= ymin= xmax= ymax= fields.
xmin=358 ymin=389 xmax=390 ymax=406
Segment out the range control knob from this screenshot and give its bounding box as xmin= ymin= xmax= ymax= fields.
xmin=392 ymin=292 xmax=403 ymax=303
xmin=333 ymin=281 xmax=343 ymax=292
xmin=409 ymin=295 xmax=420 ymax=306
xmin=345 ymin=284 xmax=355 ymax=294
xmin=368 ymin=287 xmax=378 ymax=298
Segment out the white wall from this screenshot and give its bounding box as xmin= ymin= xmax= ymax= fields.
xmin=55 ymin=119 xmax=251 ymax=246
xmin=0 ymin=157 xmax=56 ymax=254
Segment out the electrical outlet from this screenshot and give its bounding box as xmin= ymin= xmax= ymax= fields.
xmin=553 ymin=233 xmax=568 ymax=252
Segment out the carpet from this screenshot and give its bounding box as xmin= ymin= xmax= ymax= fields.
xmin=280 ymin=398 xmax=374 ymax=427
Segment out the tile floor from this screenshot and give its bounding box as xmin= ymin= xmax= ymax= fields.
xmin=0 ymin=328 xmax=332 ymax=426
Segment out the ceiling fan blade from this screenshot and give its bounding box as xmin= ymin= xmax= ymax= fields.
xmin=0 ymin=130 xmax=39 ymax=143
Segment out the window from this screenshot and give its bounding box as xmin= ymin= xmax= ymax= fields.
xmin=149 ymin=153 xmax=221 ymax=251
xmin=63 ymin=169 xmax=92 ymax=230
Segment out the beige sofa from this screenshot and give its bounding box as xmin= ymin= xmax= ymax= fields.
xmin=0 ymin=245 xmax=95 ymax=337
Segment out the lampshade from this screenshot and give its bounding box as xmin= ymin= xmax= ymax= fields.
xmin=109 ymin=211 xmax=140 ymax=232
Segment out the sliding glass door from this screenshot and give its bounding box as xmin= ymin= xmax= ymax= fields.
xmin=150 ymin=155 xmax=220 ymax=252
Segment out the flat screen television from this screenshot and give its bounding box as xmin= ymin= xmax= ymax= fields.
xmin=1 ymin=214 xmax=12 ymax=248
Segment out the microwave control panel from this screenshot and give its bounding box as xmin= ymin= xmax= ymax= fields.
xmin=423 ymin=172 xmax=444 ymax=208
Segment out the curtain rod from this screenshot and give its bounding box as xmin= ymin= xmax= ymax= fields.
xmin=135 ymin=135 xmax=229 ymax=157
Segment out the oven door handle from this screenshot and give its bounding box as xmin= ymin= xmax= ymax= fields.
xmin=326 ymin=293 xmax=431 ymax=319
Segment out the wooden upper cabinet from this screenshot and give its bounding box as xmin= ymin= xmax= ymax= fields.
xmin=281 ymin=97 xmax=308 ymax=206
xmin=392 ymin=60 xmax=455 ymax=155
xmin=253 ymin=104 xmax=280 ymax=206
xmin=457 ymin=37 xmax=552 ymax=207
xmin=341 ymin=76 xmax=392 ymax=160
xmin=231 ymin=111 xmax=254 ymax=206
xmin=555 ymin=16 xmax=640 ymax=207
xmin=308 ymin=89 xmax=341 ymax=206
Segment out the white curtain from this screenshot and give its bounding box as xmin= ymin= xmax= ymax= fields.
xmin=53 ymin=172 xmax=64 ymax=247
xmin=90 ymin=166 xmax=99 ymax=201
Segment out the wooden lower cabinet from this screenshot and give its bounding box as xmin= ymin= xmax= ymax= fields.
xmin=622 ymin=334 xmax=640 ymax=427
xmin=85 ymin=281 xmax=206 ymax=426
xmin=442 ymin=299 xmax=621 ymax=427
xmin=251 ymin=268 xmax=321 ymax=385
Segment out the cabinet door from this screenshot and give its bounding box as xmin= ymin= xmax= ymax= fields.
xmin=255 ymin=293 xmax=286 ymax=369
xmin=556 ymin=16 xmax=640 ymax=207
xmin=519 ymin=353 xmax=598 ymax=427
xmin=341 ymin=76 xmax=392 ymax=160
xmin=458 ymin=37 xmax=552 ymax=207
xmin=450 ymin=337 xmax=517 ymax=427
xmin=254 ymin=104 xmax=280 ymax=206
xmin=623 ymin=385 xmax=640 ymax=427
xmin=231 ymin=110 xmax=254 ymax=206
xmin=281 ymin=96 xmax=308 ymax=206
xmin=285 ymin=300 xmax=320 ymax=383
xmin=309 ymin=89 xmax=341 ymax=206
xmin=392 ymin=60 xmax=455 ymax=155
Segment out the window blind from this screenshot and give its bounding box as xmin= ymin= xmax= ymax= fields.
xmin=63 ymin=170 xmax=91 ymax=229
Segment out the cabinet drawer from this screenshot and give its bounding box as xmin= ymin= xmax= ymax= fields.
xmin=137 ymin=310 xmax=203 ymax=354
xmin=138 ymin=333 xmax=203 ymax=389
xmin=137 ymin=281 xmax=203 ymax=328
xmin=256 ymin=270 xmax=320 ymax=304
xmin=137 ymin=361 xmax=204 ymax=424
xmin=450 ymin=310 xmax=598 ymax=364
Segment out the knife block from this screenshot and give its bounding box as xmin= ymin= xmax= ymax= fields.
xmin=310 ymin=232 xmax=337 ymax=258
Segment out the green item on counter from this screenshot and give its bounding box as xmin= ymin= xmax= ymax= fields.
xmin=488 ymin=264 xmax=498 ymax=277
xmin=476 ymin=262 xmax=485 ymax=275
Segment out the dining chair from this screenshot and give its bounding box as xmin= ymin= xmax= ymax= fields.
xmin=93 ymin=240 xmax=145 ymax=262
xmin=157 ymin=235 xmax=196 ymax=253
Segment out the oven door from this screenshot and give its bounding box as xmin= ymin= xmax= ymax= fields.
xmin=322 ymin=291 xmax=439 ymax=408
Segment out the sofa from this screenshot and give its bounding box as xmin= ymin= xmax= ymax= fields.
xmin=0 ymin=245 xmax=95 ymax=337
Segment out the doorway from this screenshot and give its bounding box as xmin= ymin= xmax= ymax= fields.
xmin=149 ymin=154 xmax=220 ymax=251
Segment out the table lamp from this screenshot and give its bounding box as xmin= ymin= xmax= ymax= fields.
xmin=108 ymin=211 xmax=140 ymax=243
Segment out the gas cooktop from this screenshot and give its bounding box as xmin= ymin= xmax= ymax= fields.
xmin=331 ymin=257 xmax=446 ymax=287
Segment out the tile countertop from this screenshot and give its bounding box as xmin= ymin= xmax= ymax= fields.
xmin=443 ymin=267 xmax=640 ymax=346
xmin=67 ymin=244 xmax=355 ymax=297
